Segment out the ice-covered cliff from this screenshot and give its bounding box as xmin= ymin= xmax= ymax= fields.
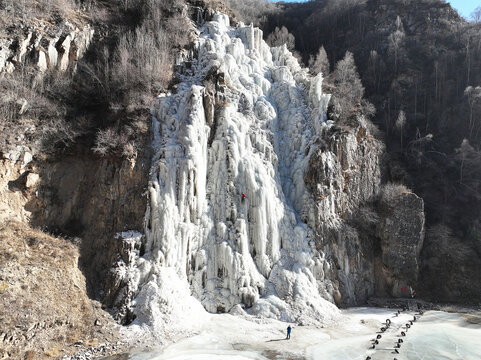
xmin=112 ymin=13 xmax=340 ymax=329
xmin=109 ymin=13 xmax=408 ymax=333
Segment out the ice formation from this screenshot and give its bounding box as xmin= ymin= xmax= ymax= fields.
xmin=122 ymin=13 xmax=342 ymax=330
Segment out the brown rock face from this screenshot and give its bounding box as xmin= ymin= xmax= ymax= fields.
xmin=304 ymin=119 xmax=384 ymax=230
xmin=0 ymin=149 xmax=35 ymax=223
xmin=303 ymin=117 xmax=385 ymax=306
xmin=27 ymin=150 xmax=150 ymax=300
xmin=303 ymin=117 xmax=426 ymax=305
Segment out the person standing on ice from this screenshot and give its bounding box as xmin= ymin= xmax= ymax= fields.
xmin=286 ymin=325 xmax=292 ymax=339
xmin=241 ymin=193 xmax=247 ymax=203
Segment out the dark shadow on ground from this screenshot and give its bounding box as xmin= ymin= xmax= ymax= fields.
xmin=266 ymin=338 xmax=288 ymax=342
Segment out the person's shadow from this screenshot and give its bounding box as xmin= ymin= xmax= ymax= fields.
xmin=266 ymin=338 xmax=288 ymax=342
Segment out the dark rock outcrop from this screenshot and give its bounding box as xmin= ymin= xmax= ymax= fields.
xmin=304 ymin=117 xmax=384 ymax=306
xmin=304 ymin=117 xmax=426 ymax=305
xmin=376 ymin=192 xmax=425 ymax=297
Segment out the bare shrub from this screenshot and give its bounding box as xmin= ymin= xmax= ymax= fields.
xmin=39 ymin=117 xmax=79 ymax=150
xmin=92 ymin=125 xmax=139 ymax=157
xmin=358 ymin=205 xmax=379 ymax=227
xmin=0 ymin=0 xmax=79 ymax=22
xmin=364 ymin=118 xmax=383 ymax=140
xmin=165 ymin=12 xmax=191 ymax=49
xmin=0 ymin=62 xmax=79 ymax=153
xmin=122 ymin=142 xmax=137 ymax=158
xmin=378 ymin=182 xmax=410 ymax=206
xmin=349 ymin=203 xmax=380 ymax=234
xmin=112 ymin=24 xmax=172 ymax=100
xmin=92 ymin=128 xmax=119 ymax=156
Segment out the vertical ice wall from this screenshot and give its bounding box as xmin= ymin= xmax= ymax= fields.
xmin=129 ymin=13 xmax=341 ymax=328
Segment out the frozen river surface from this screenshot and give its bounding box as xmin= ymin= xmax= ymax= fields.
xmin=121 ymin=308 xmax=481 ymax=360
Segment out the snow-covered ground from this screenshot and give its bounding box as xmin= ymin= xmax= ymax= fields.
xmin=121 ymin=308 xmax=481 ymax=360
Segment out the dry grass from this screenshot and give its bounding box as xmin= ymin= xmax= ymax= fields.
xmin=0 ymin=0 xmax=80 ymax=23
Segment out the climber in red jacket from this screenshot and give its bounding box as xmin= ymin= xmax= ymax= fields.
xmin=241 ymin=193 xmax=247 ymax=202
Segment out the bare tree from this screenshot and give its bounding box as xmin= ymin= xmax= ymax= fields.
xmin=471 ymin=6 xmax=481 ymax=23
xmin=367 ymin=50 xmax=378 ymax=87
xmin=406 ymin=131 xmax=433 ymax=162
xmin=388 ymin=16 xmax=405 ymax=72
xmin=225 ymin=0 xmax=278 ymax=27
xmin=464 ymin=86 xmax=481 ymax=138
xmin=379 ymin=182 xmax=410 ymax=208
xmin=266 ymin=26 xmax=296 ymax=51
xmin=395 ymin=109 xmax=406 ymax=151
xmin=457 ymin=139 xmax=470 ymax=183
xmin=464 ymin=36 xmax=471 ymax=85
xmin=389 ymin=29 xmax=404 ymax=69
xmin=308 ymin=45 xmax=330 ymax=76
xmin=455 ymin=139 xmax=481 ymax=189
xmin=329 ymin=51 xmax=365 ymax=122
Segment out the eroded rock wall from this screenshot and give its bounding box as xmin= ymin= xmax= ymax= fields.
xmin=0 ymin=23 xmax=93 ymax=74
xmin=304 ymin=118 xmax=384 ymax=306
xmin=302 ymin=119 xmax=425 ymax=306
xmin=0 ymin=143 xmax=150 ymax=301
xmin=30 ymin=151 xmax=150 ymax=296
xmin=0 ymin=147 xmax=37 ymax=224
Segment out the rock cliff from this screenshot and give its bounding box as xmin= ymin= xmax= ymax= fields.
xmin=0 ymin=22 xmax=93 ymax=75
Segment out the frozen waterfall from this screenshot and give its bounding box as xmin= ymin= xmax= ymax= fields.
xmin=122 ymin=13 xmax=340 ymax=332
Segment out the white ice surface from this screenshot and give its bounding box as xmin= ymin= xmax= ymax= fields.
xmin=125 ymin=309 xmax=481 ymax=360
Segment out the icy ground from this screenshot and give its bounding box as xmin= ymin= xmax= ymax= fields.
xmin=119 ymin=308 xmax=481 ymax=360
